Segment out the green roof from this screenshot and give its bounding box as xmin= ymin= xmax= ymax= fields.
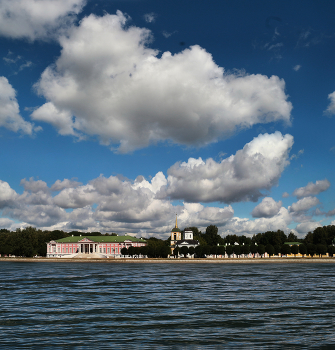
xmin=284 ymin=242 xmax=301 ymax=245
xmin=171 ymin=227 xmax=181 ymax=232
xmin=54 ymin=235 xmax=146 ymax=243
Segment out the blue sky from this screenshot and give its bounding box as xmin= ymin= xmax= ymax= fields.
xmin=0 ymin=0 xmax=335 ymax=238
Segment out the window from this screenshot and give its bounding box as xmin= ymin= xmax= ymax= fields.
xmin=103 ymin=248 xmax=106 ymax=253
xmin=66 ymin=248 xmax=68 ymax=253
xmin=107 ymin=248 xmax=110 ymax=254
xmin=99 ymin=247 xmax=102 ymax=253
xmin=70 ymin=247 xmax=72 ymax=253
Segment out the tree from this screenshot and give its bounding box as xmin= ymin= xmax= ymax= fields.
xmin=299 ymin=244 xmax=307 ymax=257
xmin=316 ymin=244 xmax=327 ymax=257
xmin=250 ymin=244 xmax=258 ymax=257
xmin=217 ymin=245 xmax=225 ymax=257
xmin=204 ymin=225 xmax=221 ymax=246
xmin=287 ymin=232 xmax=298 ymax=242
xmin=202 ymin=245 xmax=211 ymax=257
xmin=265 ymin=244 xmax=274 ymax=257
xmin=173 ymin=246 xmax=180 ymax=257
xmin=291 ymin=244 xmax=299 ymax=257
xmin=159 ymin=245 xmax=170 ymax=258
xmin=226 ymin=245 xmax=233 ymax=258
xmin=274 ymin=245 xmax=281 ymax=256
xmin=121 ymin=247 xmax=128 ymax=256
xmin=188 ymin=246 xmax=195 ymax=257
xmin=281 ymin=244 xmax=291 ymax=256
xmin=257 ymin=244 xmax=265 ymax=257
xmin=233 ymin=245 xmax=240 ymax=258
xmin=194 ymin=245 xmax=203 ymax=258
xmin=307 ymin=243 xmax=316 ymax=257
xmin=210 ymin=245 xmax=218 ymax=258
xmin=128 ymin=246 xmax=135 ymax=257
xmin=180 ymin=246 xmax=189 ymax=258
xmin=241 ymin=244 xmax=250 ymax=256
xmin=328 ymin=245 xmax=335 ymax=257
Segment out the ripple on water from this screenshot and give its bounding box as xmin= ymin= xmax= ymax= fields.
xmin=1 ymin=262 xmax=335 ymax=349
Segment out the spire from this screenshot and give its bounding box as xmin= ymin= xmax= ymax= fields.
xmin=175 ymin=214 xmax=178 ymax=228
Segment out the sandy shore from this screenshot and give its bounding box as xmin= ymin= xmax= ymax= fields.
xmin=1 ymin=257 xmax=335 ymax=263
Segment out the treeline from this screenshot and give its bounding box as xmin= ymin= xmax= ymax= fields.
xmin=1 ymin=224 xmax=335 ymax=258
xmin=181 ymin=225 xmax=335 ymax=258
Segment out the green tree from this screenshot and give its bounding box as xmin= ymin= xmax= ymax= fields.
xmin=281 ymin=244 xmax=291 ymax=256
xmin=204 ymin=225 xmax=220 ymax=246
xmin=128 ymin=246 xmax=135 ymax=257
xmin=159 ymin=245 xmax=170 ymax=258
xmin=250 ymin=244 xmax=258 ymax=257
xmin=307 ymin=243 xmax=316 ymax=257
xmin=180 ymin=246 xmax=189 ymax=258
xmin=241 ymin=244 xmax=250 ymax=256
xmin=194 ymin=245 xmax=203 ymax=258
xmin=233 ymin=245 xmax=241 ymax=257
xmin=316 ymin=244 xmax=327 ymax=257
xmin=188 ymin=246 xmax=195 ymax=257
xmin=173 ymin=246 xmax=180 ymax=257
xmin=328 ymin=245 xmax=335 ymax=257
xmin=210 ymin=245 xmax=218 ymax=258
xmin=274 ymin=245 xmax=281 ymax=256
xmin=257 ymin=244 xmax=265 ymax=257
xmin=226 ymin=245 xmax=233 ymax=257
xmin=291 ymin=244 xmax=299 ymax=257
xmin=299 ymin=244 xmax=307 ymax=257
xmin=287 ymin=232 xmax=298 ymax=242
xmin=217 ymin=245 xmax=225 ymax=257
xmin=265 ymin=244 xmax=275 ymax=257
xmin=121 ymin=247 xmax=128 ymax=256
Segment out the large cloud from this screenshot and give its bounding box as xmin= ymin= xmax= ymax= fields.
xmin=251 ymin=197 xmax=282 ymax=218
xmin=0 ymin=77 xmax=35 ymax=134
xmin=289 ymin=196 xmax=320 ymax=213
xmin=293 ymin=179 xmax=330 ymax=198
xmin=32 ymin=11 xmax=292 ymax=152
xmin=161 ymin=132 xmax=293 ymax=203
xmin=223 ymin=207 xmax=292 ymax=236
xmin=296 ymin=221 xmax=322 ymax=234
xmin=0 ymin=0 xmax=85 ymax=40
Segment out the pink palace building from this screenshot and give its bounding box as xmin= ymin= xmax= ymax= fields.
xmin=47 ymin=235 xmax=147 ymax=258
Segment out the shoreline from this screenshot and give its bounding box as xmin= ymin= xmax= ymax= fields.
xmin=1 ymin=257 xmax=335 ymax=263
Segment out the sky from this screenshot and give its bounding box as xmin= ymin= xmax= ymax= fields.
xmin=0 ymin=0 xmax=335 ymax=238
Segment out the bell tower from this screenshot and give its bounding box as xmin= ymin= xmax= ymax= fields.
xmin=170 ymin=215 xmax=181 ymax=246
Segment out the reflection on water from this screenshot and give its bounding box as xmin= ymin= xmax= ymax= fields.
xmin=0 ymin=262 xmax=335 ymax=349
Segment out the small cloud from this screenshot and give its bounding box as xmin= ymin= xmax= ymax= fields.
xmin=290 ymin=149 xmax=304 ymax=160
xmin=19 ymin=61 xmax=32 ymax=71
xmin=293 ymin=65 xmax=301 ymax=71
xmin=267 ymin=42 xmax=283 ymax=51
xmin=162 ymin=30 xmax=177 ymax=38
xmin=282 ymin=192 xmax=290 ymax=198
xmin=143 ymin=12 xmax=156 ymax=23
xmin=325 ymin=91 xmax=335 ymax=115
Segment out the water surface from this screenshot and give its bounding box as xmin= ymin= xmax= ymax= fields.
xmin=0 ymin=262 xmax=334 ymax=349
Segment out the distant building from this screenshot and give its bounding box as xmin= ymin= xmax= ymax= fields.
xmin=170 ymin=216 xmax=199 ymax=254
xmin=47 ymin=235 xmax=147 ymax=258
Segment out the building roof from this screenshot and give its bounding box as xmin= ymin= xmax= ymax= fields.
xmin=171 ymin=227 xmax=181 ymax=232
xmin=175 ymin=239 xmax=199 ymax=245
xmin=284 ymin=242 xmax=301 ymax=245
xmin=53 ymin=235 xmax=146 ymax=243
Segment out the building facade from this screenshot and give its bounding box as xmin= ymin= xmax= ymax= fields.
xmin=47 ymin=235 xmax=147 ymax=258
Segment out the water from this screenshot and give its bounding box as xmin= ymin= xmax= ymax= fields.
xmin=0 ymin=262 xmax=335 ymax=349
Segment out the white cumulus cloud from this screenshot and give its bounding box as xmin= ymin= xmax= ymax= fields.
xmin=161 ymin=132 xmax=293 ymax=203
xmin=0 ymin=0 xmax=85 ymax=40
xmin=32 ymin=11 xmax=292 ymax=153
xmin=290 ymin=196 xmax=320 ymax=213
xmin=0 ymin=77 xmax=36 ymax=134
xmin=293 ymin=179 xmax=330 ymax=198
xmin=251 ymin=197 xmax=282 ymax=218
